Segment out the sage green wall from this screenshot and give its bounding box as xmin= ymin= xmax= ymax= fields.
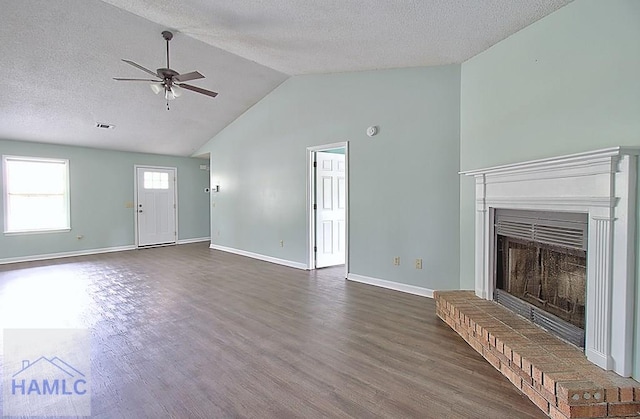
xmin=198 ymin=65 xmax=461 ymax=291
xmin=0 ymin=139 xmax=210 ymax=261
xmin=460 ymin=0 xmax=640 ymax=375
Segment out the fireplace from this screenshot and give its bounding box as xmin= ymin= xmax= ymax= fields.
xmin=461 ymin=147 xmax=639 ymax=377
xmin=494 ymin=209 xmax=587 ymax=347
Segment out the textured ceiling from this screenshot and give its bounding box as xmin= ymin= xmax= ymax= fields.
xmin=101 ymin=0 xmax=573 ymax=74
xmin=0 ymin=0 xmax=287 ymax=156
xmin=1 ymin=0 xmax=572 ymax=156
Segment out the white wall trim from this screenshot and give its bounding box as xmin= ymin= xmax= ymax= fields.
xmin=177 ymin=237 xmax=210 ymax=245
xmin=0 ymin=245 xmax=137 ymax=265
xmin=209 ymin=244 xmax=307 ymax=270
xmin=347 ymin=273 xmax=434 ymax=298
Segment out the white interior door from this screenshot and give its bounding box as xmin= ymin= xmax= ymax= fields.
xmin=315 ymin=151 xmax=346 ymax=268
xmin=136 ymin=167 xmax=177 ymax=247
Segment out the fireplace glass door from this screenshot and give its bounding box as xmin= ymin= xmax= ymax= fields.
xmin=493 ymin=209 xmax=588 ymax=347
xmin=496 ymin=236 xmax=586 ymax=329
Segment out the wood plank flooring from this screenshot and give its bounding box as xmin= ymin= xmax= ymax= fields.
xmin=0 ymin=243 xmax=544 ymax=418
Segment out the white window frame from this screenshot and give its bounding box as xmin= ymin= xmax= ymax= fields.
xmin=2 ymin=155 xmax=71 ymax=235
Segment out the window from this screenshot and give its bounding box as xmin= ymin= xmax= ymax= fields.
xmin=143 ymin=171 xmax=169 ymax=189
xmin=3 ymin=156 xmax=70 ymax=233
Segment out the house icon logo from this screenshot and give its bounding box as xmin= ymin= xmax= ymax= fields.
xmin=2 ymin=328 xmax=91 ymax=416
xmin=11 ymin=356 xmax=87 ymax=396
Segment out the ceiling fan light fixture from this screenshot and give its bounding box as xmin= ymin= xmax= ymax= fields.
xmin=149 ymin=83 xmax=163 ymax=94
xmin=171 ymin=85 xmax=183 ymax=98
xmin=164 ymin=85 xmax=182 ymax=101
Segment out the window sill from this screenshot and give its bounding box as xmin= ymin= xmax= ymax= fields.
xmin=4 ymin=228 xmax=72 ymax=236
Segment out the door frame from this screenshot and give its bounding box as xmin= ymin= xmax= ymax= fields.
xmin=133 ymin=165 xmax=178 ymax=248
xmin=306 ymin=142 xmax=349 ymax=274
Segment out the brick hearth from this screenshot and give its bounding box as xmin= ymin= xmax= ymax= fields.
xmin=435 ymin=290 xmax=640 ymax=419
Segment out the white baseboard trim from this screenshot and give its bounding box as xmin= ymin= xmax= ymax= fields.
xmin=0 ymin=245 xmax=137 ymax=265
xmin=209 ymin=244 xmax=307 ymax=270
xmin=177 ymin=237 xmax=211 ymax=245
xmin=347 ymin=273 xmax=434 ymax=298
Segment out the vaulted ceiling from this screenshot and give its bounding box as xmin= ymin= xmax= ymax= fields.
xmin=1 ymin=0 xmax=572 ymax=156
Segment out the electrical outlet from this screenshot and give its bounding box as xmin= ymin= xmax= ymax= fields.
xmin=415 ymin=258 xmax=423 ymax=269
xmin=280 ymin=240 xmax=284 ymax=247
xmin=393 ymin=256 xmax=400 ymax=266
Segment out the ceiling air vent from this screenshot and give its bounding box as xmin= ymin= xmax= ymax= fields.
xmin=96 ymin=123 xmax=115 ymax=130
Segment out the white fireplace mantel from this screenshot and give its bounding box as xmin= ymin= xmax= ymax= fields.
xmin=461 ymin=147 xmax=640 ymax=377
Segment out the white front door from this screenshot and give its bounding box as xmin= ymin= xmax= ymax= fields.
xmin=315 ymin=151 xmax=346 ymax=268
xmin=136 ymin=166 xmax=177 ymax=247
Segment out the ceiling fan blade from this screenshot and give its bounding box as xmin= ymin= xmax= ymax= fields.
xmin=177 ymin=83 xmax=218 ymax=98
xmin=121 ymin=59 xmax=159 ymax=78
xmin=113 ymin=78 xmax=160 ymax=82
xmin=174 ymin=71 xmax=204 ymax=82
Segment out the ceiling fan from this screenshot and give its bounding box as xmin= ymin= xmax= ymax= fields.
xmin=114 ymin=30 xmax=218 ymax=108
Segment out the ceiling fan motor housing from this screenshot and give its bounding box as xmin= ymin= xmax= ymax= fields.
xmin=157 ymin=68 xmax=179 ymax=78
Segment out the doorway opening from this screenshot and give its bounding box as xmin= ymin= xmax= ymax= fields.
xmin=134 ymin=165 xmax=178 ymax=248
xmin=307 ymin=142 xmax=348 ymax=272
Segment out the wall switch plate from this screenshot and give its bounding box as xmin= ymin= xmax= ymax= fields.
xmin=393 ymin=256 xmax=400 ymax=266
xmin=415 ymin=258 xmax=423 ymax=269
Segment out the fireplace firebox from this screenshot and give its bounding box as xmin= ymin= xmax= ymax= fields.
xmin=493 ymin=209 xmax=588 ymax=347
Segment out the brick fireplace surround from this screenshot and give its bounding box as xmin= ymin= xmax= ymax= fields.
xmin=435 ymin=291 xmax=640 ymax=418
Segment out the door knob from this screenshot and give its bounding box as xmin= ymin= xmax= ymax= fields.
xmin=138 ymin=210 xmax=143 ymax=213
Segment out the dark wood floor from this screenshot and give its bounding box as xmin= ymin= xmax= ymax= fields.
xmin=0 ymin=243 xmax=544 ymax=418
